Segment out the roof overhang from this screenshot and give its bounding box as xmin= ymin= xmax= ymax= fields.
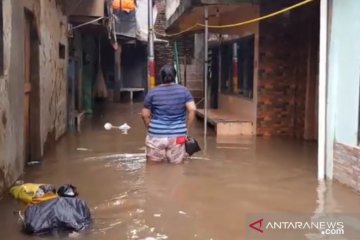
xmin=166 ymin=0 xmax=259 ymax=36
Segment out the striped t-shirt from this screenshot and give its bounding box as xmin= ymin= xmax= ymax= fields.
xmin=144 ymin=84 xmax=194 ymax=137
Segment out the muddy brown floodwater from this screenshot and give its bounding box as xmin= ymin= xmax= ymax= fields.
xmin=1 ymin=103 xmax=360 ymax=240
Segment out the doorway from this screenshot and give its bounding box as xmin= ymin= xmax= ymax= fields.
xmin=24 ymin=10 xmax=41 ymax=162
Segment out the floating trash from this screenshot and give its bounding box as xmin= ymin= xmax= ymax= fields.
xmin=178 ymin=211 xmax=187 ymax=215
xmin=104 ymin=122 xmax=131 ymax=134
xmin=77 ymin=148 xmax=91 ymax=151
xmin=153 ymin=214 xmax=161 ymax=218
xmin=27 ymin=161 xmax=41 ymax=166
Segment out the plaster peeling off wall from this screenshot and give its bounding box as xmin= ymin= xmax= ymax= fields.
xmin=0 ymin=0 xmax=33 ymax=192
xmin=39 ymin=0 xmax=68 ymax=148
xmin=0 ymin=0 xmax=16 ymax=192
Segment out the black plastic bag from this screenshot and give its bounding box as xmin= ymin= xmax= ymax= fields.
xmin=57 ymin=184 xmax=79 ymax=198
xmin=24 ymin=197 xmax=91 ymax=234
xmin=185 ymin=136 xmax=201 ymax=156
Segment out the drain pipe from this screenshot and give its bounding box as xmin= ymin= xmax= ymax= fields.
xmin=318 ymin=0 xmax=329 ymax=180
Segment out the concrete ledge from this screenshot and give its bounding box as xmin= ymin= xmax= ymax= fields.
xmin=196 ymin=109 xmax=253 ymax=136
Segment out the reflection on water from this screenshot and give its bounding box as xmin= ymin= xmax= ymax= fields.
xmin=0 ymin=103 xmax=360 ymax=240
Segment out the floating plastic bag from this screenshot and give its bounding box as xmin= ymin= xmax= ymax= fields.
xmin=57 ymin=184 xmax=79 ymax=198
xmin=10 ymin=183 xmax=57 ymax=204
xmin=24 ymin=197 xmax=91 ymax=234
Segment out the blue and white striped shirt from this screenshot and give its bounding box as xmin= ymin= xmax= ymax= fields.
xmin=144 ymin=84 xmax=194 ymax=137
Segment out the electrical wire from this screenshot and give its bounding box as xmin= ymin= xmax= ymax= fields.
xmin=156 ymin=0 xmax=314 ymax=37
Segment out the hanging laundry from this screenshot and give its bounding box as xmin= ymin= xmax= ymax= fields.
xmin=112 ymin=0 xmax=136 ymax=13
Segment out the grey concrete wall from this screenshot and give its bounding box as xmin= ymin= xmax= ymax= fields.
xmin=0 ymin=0 xmax=68 ymax=194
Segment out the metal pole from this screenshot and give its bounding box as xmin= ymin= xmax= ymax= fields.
xmin=318 ymin=0 xmax=328 ymax=180
xmin=204 ymin=7 xmax=209 ymax=136
xmin=148 ymin=0 xmax=155 ymax=89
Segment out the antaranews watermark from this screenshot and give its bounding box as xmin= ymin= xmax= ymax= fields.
xmin=246 ymin=214 xmax=360 ymax=240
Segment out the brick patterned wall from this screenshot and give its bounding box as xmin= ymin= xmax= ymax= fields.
xmin=257 ymin=0 xmax=319 ymax=137
xmin=154 ymin=0 xmax=193 ymax=84
xmin=153 ymin=0 xmax=202 ymax=103
xmin=334 ymin=143 xmax=360 ymax=192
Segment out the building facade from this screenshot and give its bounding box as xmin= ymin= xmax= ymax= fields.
xmin=165 ymin=0 xmax=360 ymax=192
xmin=0 ymin=0 xmax=68 ymax=193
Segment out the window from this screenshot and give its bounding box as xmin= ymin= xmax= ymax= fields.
xmin=220 ymin=35 xmax=255 ymax=99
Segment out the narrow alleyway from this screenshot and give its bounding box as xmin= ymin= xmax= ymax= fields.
xmin=1 ymin=103 xmax=360 ymax=240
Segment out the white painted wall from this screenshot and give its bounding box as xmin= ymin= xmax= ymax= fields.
xmin=328 ymin=0 xmax=360 ymax=146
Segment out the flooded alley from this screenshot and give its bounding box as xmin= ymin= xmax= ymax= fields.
xmin=1 ymin=103 xmax=360 ymax=240
xmin=1 ymin=0 xmax=360 ymax=239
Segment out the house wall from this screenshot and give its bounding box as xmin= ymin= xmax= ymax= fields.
xmin=329 ymin=0 xmax=360 ymax=192
xmin=257 ymin=0 xmax=319 ymax=137
xmin=0 ymin=0 xmax=68 ymax=194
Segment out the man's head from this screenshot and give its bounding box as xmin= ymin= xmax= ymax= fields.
xmin=159 ymin=64 xmax=176 ymax=84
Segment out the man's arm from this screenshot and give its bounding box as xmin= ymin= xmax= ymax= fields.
xmin=186 ymin=101 xmax=197 ymax=135
xmin=141 ymin=108 xmax=151 ymax=129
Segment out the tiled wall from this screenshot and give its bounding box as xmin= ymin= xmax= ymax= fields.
xmin=334 ymin=143 xmax=360 ymax=192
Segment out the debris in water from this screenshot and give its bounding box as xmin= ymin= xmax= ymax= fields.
xmin=150 ymin=227 xmax=155 ymax=232
xmin=178 ymin=211 xmax=187 ymax=215
xmin=27 ymin=161 xmax=41 ymax=166
xmin=104 ymin=122 xmax=131 ymax=134
xmin=104 ymin=123 xmax=112 ymax=130
xmin=15 ymin=180 xmax=24 ymax=185
xmin=153 ymin=213 xmax=161 ymax=218
xmin=77 ymin=148 xmax=91 ymax=151
xmin=144 ymin=238 xmax=156 ymax=240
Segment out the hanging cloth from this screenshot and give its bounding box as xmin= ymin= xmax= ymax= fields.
xmin=112 ymin=0 xmax=136 ymax=12
xmin=94 ymin=39 xmax=108 ymax=98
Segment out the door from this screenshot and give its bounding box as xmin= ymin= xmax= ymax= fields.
xmin=24 ymin=16 xmax=31 ymax=161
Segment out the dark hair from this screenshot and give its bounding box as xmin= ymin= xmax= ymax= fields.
xmin=159 ymin=64 xmax=176 ymax=84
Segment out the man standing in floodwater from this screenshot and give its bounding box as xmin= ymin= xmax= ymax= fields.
xmin=141 ymin=64 xmax=197 ymax=164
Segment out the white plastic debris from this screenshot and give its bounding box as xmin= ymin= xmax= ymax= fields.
xmin=104 ymin=123 xmax=112 ymax=130
xmin=27 ymin=161 xmax=41 ymax=166
xmin=77 ymin=147 xmax=91 ymax=151
xmin=119 ymin=123 xmax=131 ymax=134
xmin=144 ymin=238 xmax=156 ymax=240
xmin=153 ymin=214 xmax=161 ymax=218
xmin=178 ymin=211 xmax=187 ymax=215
